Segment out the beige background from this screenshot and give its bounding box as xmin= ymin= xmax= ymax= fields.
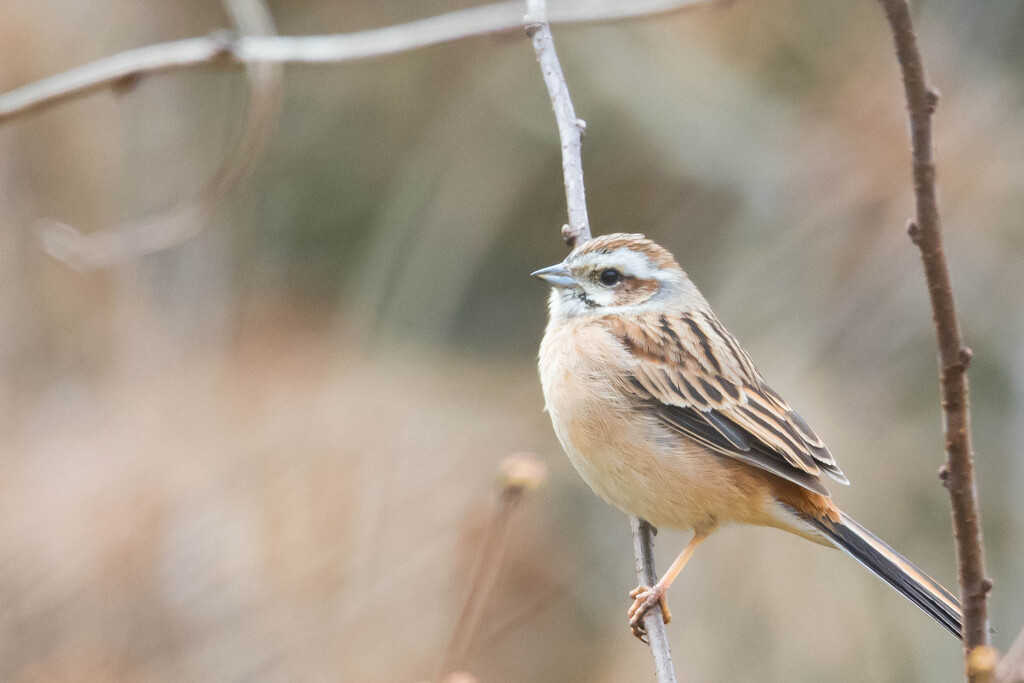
xmin=0 ymin=1 xmax=1022 ymax=681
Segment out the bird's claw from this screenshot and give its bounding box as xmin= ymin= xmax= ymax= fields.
xmin=628 ymin=584 xmax=670 ymax=641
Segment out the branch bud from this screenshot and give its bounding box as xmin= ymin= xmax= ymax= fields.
xmin=907 ymin=220 xmax=922 ymax=245
xmin=111 ymin=71 xmax=142 ymax=95
xmin=208 ymin=29 xmax=237 ymax=60
xmin=561 ymin=223 xmax=579 ymax=247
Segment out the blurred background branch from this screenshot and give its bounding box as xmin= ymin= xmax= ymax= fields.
xmin=0 ymin=0 xmax=716 ymax=127
xmin=437 ymin=453 xmax=546 ymax=680
xmin=0 ymin=0 xmax=1021 ymax=681
xmin=0 ymin=0 xmax=711 ymax=270
xmin=33 ymin=0 xmax=283 ymax=269
xmin=876 ymin=0 xmax=992 ymax=670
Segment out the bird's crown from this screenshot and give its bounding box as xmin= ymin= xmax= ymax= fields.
xmin=569 ymin=233 xmax=680 ymax=272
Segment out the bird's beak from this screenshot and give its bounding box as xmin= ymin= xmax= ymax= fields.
xmin=531 ymin=263 xmax=575 ymax=288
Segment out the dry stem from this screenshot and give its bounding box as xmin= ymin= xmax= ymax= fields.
xmin=0 ymin=0 xmax=714 ymax=268
xmin=631 ymin=518 xmax=678 ymax=683
xmin=525 ymin=0 xmax=591 ymax=247
xmin=0 ymin=0 xmax=716 ymax=127
xmin=876 ymin=0 xmax=990 ymax=666
xmin=437 ymin=453 xmax=545 ymax=680
xmin=525 ymin=1 xmax=675 ymax=680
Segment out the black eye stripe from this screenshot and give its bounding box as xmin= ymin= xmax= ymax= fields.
xmin=574 ymin=290 xmax=597 ymax=308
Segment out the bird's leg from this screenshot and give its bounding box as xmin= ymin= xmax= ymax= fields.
xmin=628 ymin=533 xmax=707 ymax=640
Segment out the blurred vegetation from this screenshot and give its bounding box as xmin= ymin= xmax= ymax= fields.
xmin=0 ymin=0 xmax=1022 ymax=681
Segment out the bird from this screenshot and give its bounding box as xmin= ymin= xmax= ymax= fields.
xmin=532 ymin=232 xmax=962 ymax=641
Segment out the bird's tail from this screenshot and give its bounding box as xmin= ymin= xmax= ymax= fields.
xmin=805 ymin=510 xmax=962 ymax=639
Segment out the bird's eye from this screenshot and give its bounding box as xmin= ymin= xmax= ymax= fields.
xmin=599 ymin=268 xmax=623 ymax=286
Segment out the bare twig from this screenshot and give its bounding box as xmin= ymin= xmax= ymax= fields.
xmin=876 ymin=0 xmax=991 ymax=668
xmin=437 ymin=453 xmax=546 ymax=681
xmin=2 ymin=1 xmax=718 ymax=268
xmin=996 ymin=626 xmax=1024 ymax=683
xmin=631 ymin=518 xmax=678 ymax=682
xmin=0 ymin=0 xmax=715 ymax=127
xmin=525 ymin=0 xmax=591 ymax=248
xmin=524 ymin=2 xmax=675 ymax=680
xmin=33 ymin=0 xmax=283 ymax=270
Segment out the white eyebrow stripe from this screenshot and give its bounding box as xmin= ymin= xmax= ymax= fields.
xmin=575 ymin=248 xmax=659 ymax=279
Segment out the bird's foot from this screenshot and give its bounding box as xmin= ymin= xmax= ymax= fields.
xmin=628 ymin=584 xmax=670 ymax=642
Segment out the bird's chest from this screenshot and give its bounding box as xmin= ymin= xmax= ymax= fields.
xmin=539 ymin=321 xmax=634 ymax=453
xmin=538 ymin=319 xmax=752 ymax=531
xmin=539 ymin=323 xmax=672 ymax=506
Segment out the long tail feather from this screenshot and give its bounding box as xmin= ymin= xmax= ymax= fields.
xmin=806 ymin=511 xmax=962 ymax=639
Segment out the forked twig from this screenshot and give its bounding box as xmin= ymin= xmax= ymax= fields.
xmin=0 ymin=0 xmax=715 ymax=268
xmin=34 ymin=0 xmax=284 ymax=270
xmin=0 ymin=0 xmax=717 ymax=127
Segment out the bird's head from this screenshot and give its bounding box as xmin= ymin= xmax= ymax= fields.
xmin=532 ymin=233 xmax=701 ymax=319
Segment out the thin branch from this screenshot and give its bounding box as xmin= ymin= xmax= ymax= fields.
xmin=631 ymin=518 xmax=678 ymax=682
xmin=1 ymin=0 xmax=718 ymax=268
xmin=437 ymin=453 xmax=546 ymax=681
xmin=35 ymin=0 xmax=284 ymax=269
xmin=0 ymin=0 xmax=715 ymax=127
xmin=525 ymin=0 xmax=591 ymax=247
xmin=996 ymin=626 xmax=1024 ymax=683
xmin=876 ymin=0 xmax=992 ymax=668
xmin=524 ymin=2 xmax=675 ymax=680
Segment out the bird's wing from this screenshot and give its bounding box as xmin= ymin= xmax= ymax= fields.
xmin=602 ymin=310 xmax=847 ymax=497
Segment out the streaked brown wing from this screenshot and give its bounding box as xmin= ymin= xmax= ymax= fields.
xmin=604 ymin=311 xmax=848 ymax=496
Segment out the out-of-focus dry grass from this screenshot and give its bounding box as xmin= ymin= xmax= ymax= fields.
xmin=0 ymin=318 xmax=569 ymax=681
xmin=0 ymin=0 xmax=1022 ymax=681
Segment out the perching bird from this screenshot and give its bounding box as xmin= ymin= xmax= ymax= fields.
xmin=533 ymin=232 xmax=962 ymax=640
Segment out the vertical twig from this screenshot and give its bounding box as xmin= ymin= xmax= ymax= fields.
xmin=525 ymin=0 xmax=591 ymax=248
xmin=437 ymin=453 xmax=546 ymax=680
xmin=875 ymin=0 xmax=992 ymax=670
xmin=524 ymin=3 xmax=676 ymax=681
xmin=631 ymin=518 xmax=678 ymax=683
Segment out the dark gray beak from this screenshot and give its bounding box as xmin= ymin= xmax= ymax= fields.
xmin=531 ymin=263 xmax=575 ymax=288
